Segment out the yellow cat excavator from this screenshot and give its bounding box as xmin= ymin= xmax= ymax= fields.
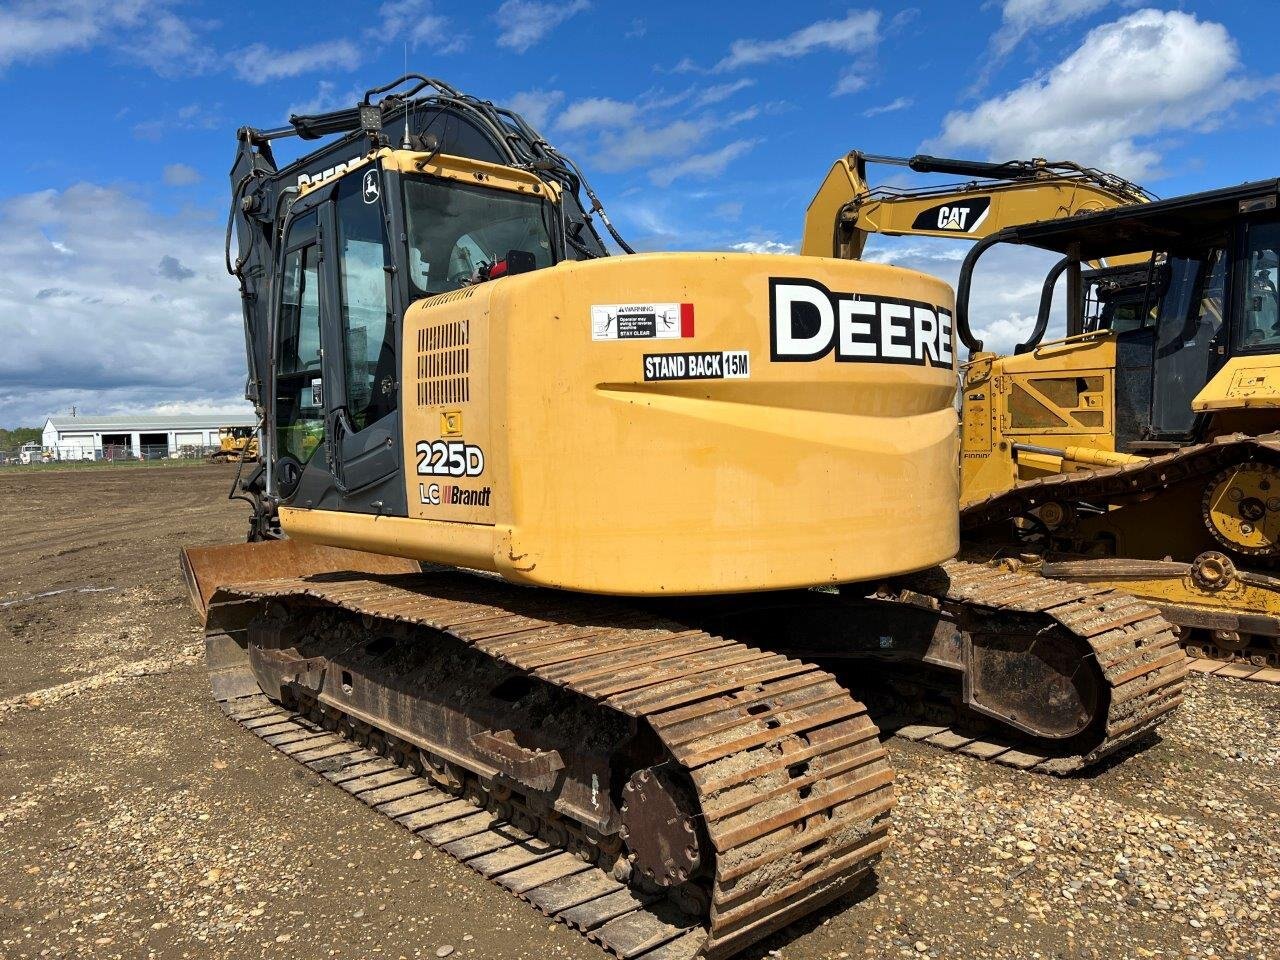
xmin=180 ymin=78 xmax=1184 ymax=959
xmin=801 ymin=150 xmax=1152 ymax=260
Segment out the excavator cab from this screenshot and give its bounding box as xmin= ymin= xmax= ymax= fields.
xmin=266 ymin=148 xmax=563 ymax=515
xmin=955 ymin=178 xmax=1280 ymax=500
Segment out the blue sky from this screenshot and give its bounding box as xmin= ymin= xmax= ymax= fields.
xmin=0 ymin=0 xmax=1276 ymax=426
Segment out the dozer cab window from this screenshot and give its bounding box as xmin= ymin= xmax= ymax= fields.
xmin=1235 ymin=220 xmax=1280 ymax=352
xmin=402 ymin=177 xmax=554 ymax=297
xmin=274 ymin=212 xmax=326 ymax=475
xmin=1150 ymin=246 xmax=1226 ymax=437
xmin=335 ymin=171 xmax=396 ymax=431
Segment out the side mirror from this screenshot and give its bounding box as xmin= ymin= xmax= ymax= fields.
xmin=505 ymin=250 xmax=537 ymax=275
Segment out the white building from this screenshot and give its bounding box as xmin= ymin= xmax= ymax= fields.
xmin=41 ymin=413 xmax=257 ymax=461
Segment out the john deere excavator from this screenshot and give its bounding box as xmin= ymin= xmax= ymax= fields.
xmin=951 ymin=180 xmax=1280 ymax=683
xmin=181 ymin=76 xmax=1185 ymax=959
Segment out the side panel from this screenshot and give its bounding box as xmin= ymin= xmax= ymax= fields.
xmin=494 ymin=254 xmax=959 ymax=594
xmin=960 ymin=336 xmax=1119 ymax=503
xmin=401 ymin=288 xmax=496 ymax=524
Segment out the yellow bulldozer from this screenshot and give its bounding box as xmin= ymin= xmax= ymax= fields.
xmin=953 ymin=182 xmax=1280 ymax=682
xmin=804 ymin=149 xmax=1280 ymax=683
xmin=180 ymin=77 xmax=1185 ymax=959
xmin=207 ymin=425 xmax=260 ymax=463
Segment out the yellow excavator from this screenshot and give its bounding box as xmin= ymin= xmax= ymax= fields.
xmin=801 ymin=150 xmax=1152 ymax=261
xmin=803 ymin=150 xmax=1280 ymax=682
xmin=181 ymin=77 xmax=1184 ymax=959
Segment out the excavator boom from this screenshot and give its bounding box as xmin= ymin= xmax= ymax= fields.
xmin=802 ymin=150 xmax=1152 ymax=260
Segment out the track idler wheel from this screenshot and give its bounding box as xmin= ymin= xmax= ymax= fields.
xmin=619 ymin=766 xmax=703 ymax=887
xmin=1202 ymin=464 xmax=1280 ymax=557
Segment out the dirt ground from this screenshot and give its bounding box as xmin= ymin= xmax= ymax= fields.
xmin=0 ymin=465 xmax=1276 ymax=960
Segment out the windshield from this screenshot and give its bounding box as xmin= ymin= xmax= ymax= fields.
xmin=403 ymin=177 xmax=555 ymax=298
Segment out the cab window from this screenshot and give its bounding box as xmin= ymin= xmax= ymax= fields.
xmin=334 ymin=170 xmax=397 ymax=431
xmin=403 ymin=177 xmax=554 ymax=297
xmin=274 ymin=212 xmax=325 ymax=466
xmin=1236 ymin=221 xmax=1280 ymax=351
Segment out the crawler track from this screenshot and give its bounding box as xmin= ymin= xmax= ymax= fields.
xmin=883 ymin=560 xmax=1189 ymax=774
xmin=961 ymin=432 xmax=1280 ymax=530
xmin=961 ymin=433 xmax=1280 ymax=672
xmin=203 ymin=571 xmax=895 ymax=960
xmin=1183 ymin=656 xmax=1280 ymax=684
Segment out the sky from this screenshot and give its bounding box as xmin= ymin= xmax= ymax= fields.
xmin=0 ymin=0 xmax=1276 ymax=427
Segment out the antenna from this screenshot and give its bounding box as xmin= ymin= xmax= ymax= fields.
xmin=401 ymin=42 xmax=412 ymax=149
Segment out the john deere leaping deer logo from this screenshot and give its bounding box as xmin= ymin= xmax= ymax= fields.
xmin=362 ymin=169 xmax=380 ymax=204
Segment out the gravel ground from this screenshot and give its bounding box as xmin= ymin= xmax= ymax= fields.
xmin=0 ymin=465 xmax=1276 ymax=959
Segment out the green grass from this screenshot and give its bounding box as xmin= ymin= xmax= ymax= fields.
xmin=0 ymin=458 xmax=239 ymax=473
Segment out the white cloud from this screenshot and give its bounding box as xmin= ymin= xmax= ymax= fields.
xmin=556 ymin=97 xmax=639 ymax=133
xmin=0 ymin=1 xmax=213 ymax=76
xmin=286 ymin=81 xmax=365 ymax=119
xmin=506 ymin=89 xmax=565 ymax=131
xmin=118 ymin=10 xmax=216 ymax=77
xmin=693 ymin=79 xmax=755 ymax=107
xmin=833 ymin=70 xmax=868 ymax=96
xmin=555 ymin=86 xmax=762 ymax=181
xmin=592 ymin=119 xmax=709 ymax=173
xmin=0 ymin=183 xmax=248 ymax=426
xmin=930 ymin=9 xmax=1272 ymax=181
xmin=134 ymin=103 xmax=224 ymax=142
xmin=374 ymin=0 xmax=467 ymax=52
xmin=862 ymin=235 xmax=1066 ymax=354
xmin=494 ymin=0 xmax=589 ymax=53
xmin=232 ymin=39 xmax=361 ymax=84
xmin=730 ymin=240 xmax=795 ymax=255
xmin=162 ymin=163 xmax=201 ymax=187
xmin=969 ymin=0 xmax=1110 ymax=94
xmin=863 ymin=96 xmax=913 ymax=117
xmin=650 ymin=139 xmax=758 ymax=187
xmin=715 ymin=9 xmax=880 ymax=71
xmin=992 ymin=0 xmax=1109 ymax=58
xmin=0 ymin=1 xmax=99 ymax=69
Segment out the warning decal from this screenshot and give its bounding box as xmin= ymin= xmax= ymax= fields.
xmin=643 ymin=350 xmax=750 ymax=382
xmin=592 ymin=302 xmax=694 ymax=340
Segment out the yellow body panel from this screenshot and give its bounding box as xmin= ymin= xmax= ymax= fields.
xmin=282 ymin=253 xmax=960 ymax=595
xmin=1192 ymin=354 xmax=1280 ymax=412
xmin=960 ymin=333 xmax=1118 ymax=503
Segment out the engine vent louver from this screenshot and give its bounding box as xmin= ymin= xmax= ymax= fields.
xmin=417 ymin=318 xmax=470 ymax=407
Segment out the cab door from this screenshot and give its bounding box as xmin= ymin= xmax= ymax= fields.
xmin=270 ymin=205 xmax=331 ymax=507
xmin=316 ymin=165 xmax=405 ymax=515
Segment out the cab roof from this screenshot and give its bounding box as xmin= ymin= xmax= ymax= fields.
xmin=991 ymin=178 xmax=1280 ymax=259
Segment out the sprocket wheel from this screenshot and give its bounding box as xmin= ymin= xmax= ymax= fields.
xmin=1201 ymin=463 xmax=1280 ymax=557
xmin=619 ymin=766 xmax=703 ymax=888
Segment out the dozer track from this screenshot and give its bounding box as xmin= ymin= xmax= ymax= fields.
xmin=962 ymin=432 xmax=1280 ymax=529
xmin=885 ymin=560 xmax=1189 ymax=773
xmin=200 ymin=570 xmax=895 ymax=960
xmin=962 ymin=432 xmax=1280 ymax=680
